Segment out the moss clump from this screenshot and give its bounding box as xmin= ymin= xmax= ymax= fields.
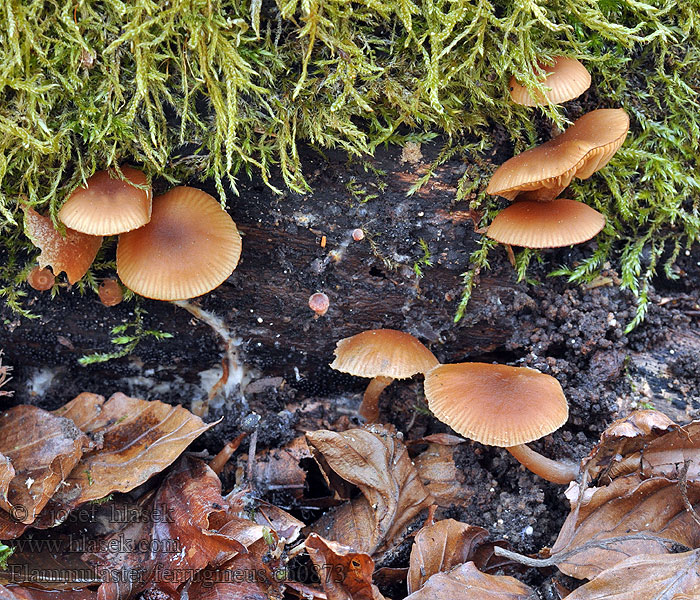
xmin=0 ymin=0 xmax=697 ymax=326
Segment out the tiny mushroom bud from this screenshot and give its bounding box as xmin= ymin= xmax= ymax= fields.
xmin=27 ymin=266 xmax=55 ymax=291
xmin=352 ymin=228 xmax=365 ymax=241
xmin=424 ymin=362 xmax=579 ymax=484
xmin=330 ymin=329 xmax=439 ymax=423
xmin=308 ymin=292 xmax=330 ymax=317
xmin=98 ymin=278 xmax=123 ymax=307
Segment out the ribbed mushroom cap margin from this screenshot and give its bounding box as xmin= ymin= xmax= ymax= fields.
xmin=424 ymin=363 xmax=568 ymax=446
xmin=59 ymin=166 xmax=152 ymax=236
xmin=486 ymin=109 xmax=629 ymax=201
xmin=486 ymin=198 xmax=605 ymax=248
xmin=330 ymin=329 xmax=439 ymax=380
xmin=117 ymin=186 xmax=241 ymax=301
xmin=510 ymin=57 xmax=591 ymax=106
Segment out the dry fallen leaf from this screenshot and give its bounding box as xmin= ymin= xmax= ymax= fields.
xmin=407 ymin=519 xmax=489 ymax=593
xmin=552 ymin=472 xmax=700 ymax=579
xmin=84 ymin=456 xmax=246 ymax=598
xmin=413 ymin=440 xmax=472 ymax=507
xmin=22 ymin=206 xmax=102 ymax=284
xmin=54 ymin=392 xmax=215 ymax=504
xmin=0 ymin=405 xmax=91 ymax=523
xmin=564 ymin=550 xmax=700 ymax=599
xmin=236 ymin=436 xmax=313 ymax=500
xmin=404 ymin=561 xmax=536 ymax=600
xmin=307 ymin=424 xmax=434 ymax=555
xmin=581 ymin=410 xmax=678 ymax=481
xmin=305 ymin=533 xmax=385 ymax=600
xmin=0 ymin=586 xmax=97 ymax=599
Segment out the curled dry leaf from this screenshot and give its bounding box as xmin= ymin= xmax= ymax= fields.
xmin=0 ymin=405 xmax=91 ymax=523
xmin=22 ymin=206 xmax=103 ymax=284
xmin=305 ymin=533 xmax=385 ymax=600
xmin=236 ymin=436 xmax=312 ymax=500
xmin=84 ymin=456 xmax=247 ymax=598
xmin=404 ymin=561 xmax=536 ymax=600
xmin=581 ymin=410 xmax=678 ymax=481
xmin=306 ymin=425 xmax=434 ymax=555
xmin=565 ymin=550 xmax=700 ymax=600
xmin=413 ymin=440 xmax=472 ymax=507
xmin=407 ymin=519 xmax=489 ymax=593
xmin=53 ymin=392 xmax=215 ymax=505
xmin=552 ymin=473 xmax=700 ymax=579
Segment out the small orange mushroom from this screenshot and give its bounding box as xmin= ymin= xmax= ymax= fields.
xmin=59 ymin=166 xmax=152 ymax=236
xmin=509 ymin=57 xmax=591 ymax=106
xmin=486 ymin=109 xmax=630 ymax=202
xmin=116 ymin=186 xmax=241 ymax=301
xmin=486 ymin=198 xmax=605 ymax=248
xmin=98 ymin=278 xmax=123 ymax=307
xmin=330 ymin=329 xmax=439 ymax=422
xmin=424 ymin=362 xmax=579 ymax=484
xmin=27 ymin=266 xmax=55 ymax=291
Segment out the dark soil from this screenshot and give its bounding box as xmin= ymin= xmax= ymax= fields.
xmin=1 ymin=140 xmax=699 ymax=598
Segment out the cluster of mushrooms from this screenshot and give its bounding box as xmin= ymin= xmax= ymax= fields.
xmin=330 ymin=328 xmax=579 ymax=485
xmin=485 ymin=57 xmax=629 ymax=249
xmin=23 ymin=167 xmax=242 ymax=304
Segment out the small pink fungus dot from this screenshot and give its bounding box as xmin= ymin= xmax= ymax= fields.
xmin=352 ymin=228 xmax=365 ymax=241
xmin=308 ymin=292 xmax=330 ymax=317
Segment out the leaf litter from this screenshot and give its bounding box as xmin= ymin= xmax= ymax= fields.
xmin=0 ymin=379 xmax=699 ymax=599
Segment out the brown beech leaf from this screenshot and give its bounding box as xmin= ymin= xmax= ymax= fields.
xmin=407 ymin=519 xmax=489 ymax=593
xmin=0 ymin=405 xmax=91 ymax=523
xmin=552 ymin=473 xmax=700 ymax=579
xmin=307 ymin=425 xmax=433 ymax=555
xmin=236 ymin=436 xmax=313 ymax=500
xmin=404 ymin=561 xmax=536 ymax=600
xmin=581 ymin=410 xmax=678 ymax=481
xmin=305 ymin=533 xmax=385 ymax=600
xmin=84 ymin=456 xmax=246 ymax=598
xmin=565 ymin=550 xmax=700 ymax=599
xmin=413 ymin=441 xmax=472 ymax=507
xmin=56 ymin=392 xmax=215 ymax=504
xmin=22 ymin=206 xmax=103 ymax=284
xmin=52 ymin=392 xmax=106 ymax=430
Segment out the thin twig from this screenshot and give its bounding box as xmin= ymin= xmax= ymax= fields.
xmin=494 ymin=532 xmax=682 ymax=568
xmin=678 ymin=459 xmax=700 ymax=528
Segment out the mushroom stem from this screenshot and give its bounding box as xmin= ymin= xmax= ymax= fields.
xmin=360 ymin=376 xmax=394 ymax=422
xmin=506 ymin=444 xmax=579 ymax=485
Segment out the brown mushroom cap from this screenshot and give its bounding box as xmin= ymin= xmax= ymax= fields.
xmin=424 ymin=363 xmax=568 ymax=446
xmin=486 ymin=109 xmax=629 ymax=201
xmin=58 ymin=166 xmax=152 ymax=236
xmin=510 ymin=57 xmax=591 ymax=106
xmin=23 ymin=206 xmax=103 ymax=284
xmin=98 ymin=278 xmax=124 ymax=307
xmin=116 ymin=186 xmax=242 ymax=301
xmin=27 ymin=266 xmax=55 ymax=291
xmin=486 ymin=198 xmax=605 ymax=248
xmin=330 ymin=329 xmax=439 ymax=379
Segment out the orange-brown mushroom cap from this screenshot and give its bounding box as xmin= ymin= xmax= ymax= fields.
xmin=58 ymin=166 xmax=152 ymax=236
xmin=486 ymin=199 xmax=605 ymax=248
xmin=424 ymin=363 xmax=568 ymax=446
xmin=330 ymin=329 xmax=439 ymax=380
xmin=116 ymin=186 xmax=241 ymax=301
xmin=510 ymin=57 xmax=591 ymax=106
xmin=27 ymin=266 xmax=55 ymax=291
xmin=23 ymin=207 xmax=103 ymax=284
xmin=486 ymin=109 xmax=630 ymax=201
xmin=98 ymin=278 xmax=124 ymax=307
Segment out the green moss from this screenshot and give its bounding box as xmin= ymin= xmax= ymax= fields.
xmin=0 ymin=0 xmax=697 ymax=327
